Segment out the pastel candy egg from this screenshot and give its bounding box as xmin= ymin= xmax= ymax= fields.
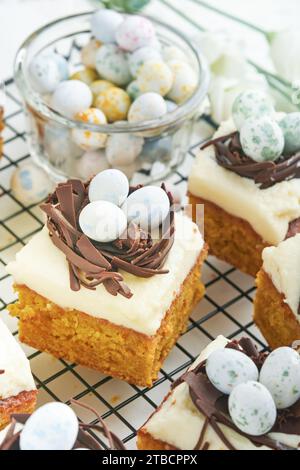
xmin=260 ymin=347 xmax=300 ymax=409
xmin=79 ymin=200 xmax=127 ymax=242
xmin=137 ymin=59 xmax=173 ymax=97
xmin=123 ymin=186 xmax=170 ymax=231
xmin=106 ymin=133 xmax=144 ymax=166
xmin=11 ymin=163 xmax=53 ymax=206
xmin=279 ymin=112 xmax=300 ymax=154
xmin=128 ymin=92 xmax=167 ymax=123
xmin=116 ymin=15 xmax=155 ymax=52
xmin=141 ymin=136 xmax=172 ymax=162
xmin=76 ymin=150 xmax=109 ymax=179
xmin=163 ymin=46 xmax=187 ymax=63
xmin=240 ymin=116 xmax=284 ymax=162
xmin=72 ymin=108 xmax=107 ymax=150
xmin=229 ymin=381 xmax=277 ymax=436
xmin=126 ymin=80 xmax=142 ymax=100
xmin=44 ymin=124 xmax=82 ymax=167
xmin=50 ymin=80 xmax=92 ymax=118
xmin=81 ymin=39 xmax=102 ymax=69
xmin=206 ymin=348 xmax=259 ymax=394
xmin=91 ymin=9 xmax=123 ymax=43
xmin=167 ymin=60 xmax=197 ymax=104
xmin=165 ymin=100 xmax=178 ymax=113
xmin=29 ymin=52 xmax=63 ymax=94
xmin=91 ymin=80 xmax=114 ymax=103
xmin=129 ymin=46 xmax=161 ymax=77
xmin=20 ymin=402 xmax=79 ymax=450
xmin=95 ymin=87 xmax=131 ymax=122
xmin=95 ymin=44 xmax=131 ymax=86
xmin=88 ymin=169 xmax=129 ymax=206
xmin=232 ymin=89 xmax=275 ymax=130
xmin=70 ymin=68 xmax=98 ymax=85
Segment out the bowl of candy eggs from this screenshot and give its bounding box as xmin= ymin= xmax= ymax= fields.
xmin=14 ymin=9 xmax=209 ymax=183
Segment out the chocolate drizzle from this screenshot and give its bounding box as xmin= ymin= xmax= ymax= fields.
xmin=40 ymin=180 xmax=175 ymax=298
xmin=202 ymin=132 xmax=300 ymax=189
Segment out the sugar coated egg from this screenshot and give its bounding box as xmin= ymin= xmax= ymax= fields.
xmin=76 ymin=150 xmax=109 ymax=179
xmin=260 ymin=347 xmax=300 ymax=409
xmin=116 ymin=15 xmax=155 ymax=52
xmin=123 ymin=185 xmax=170 ymax=231
xmin=95 ymin=87 xmax=131 ymax=122
xmin=79 ymin=200 xmax=127 ymax=242
xmin=88 ymin=169 xmax=129 ymax=206
xmin=126 ymin=80 xmax=143 ymax=100
xmin=128 ymin=92 xmax=167 ymax=123
xmin=72 ymin=108 xmax=107 ymax=150
xmin=11 ymin=163 xmax=53 ymax=206
xmin=229 ymin=381 xmax=277 ymax=436
xmin=240 ymin=116 xmax=284 ymax=162
xmin=167 ymin=60 xmax=197 ymax=104
xmin=91 ymin=80 xmax=114 ymax=103
xmin=20 ymin=402 xmax=79 ymax=450
xmin=91 ymin=9 xmax=123 ymax=43
xmin=232 ymin=89 xmax=275 ymax=130
xmin=279 ymin=112 xmax=300 ymax=154
xmin=206 ymin=348 xmax=259 ymax=394
xmin=129 ymin=46 xmax=161 ymax=77
xmin=137 ymin=59 xmax=173 ymax=97
xmin=50 ymin=80 xmax=92 ymax=118
xmin=81 ymin=39 xmax=102 ymax=69
xmin=163 ymin=46 xmax=187 ymax=63
xmin=106 ymin=133 xmax=144 ymax=166
xmin=95 ymin=44 xmax=131 ymax=86
xmin=70 ymin=68 xmax=98 ymax=85
xmin=29 ymin=52 xmax=65 ymax=94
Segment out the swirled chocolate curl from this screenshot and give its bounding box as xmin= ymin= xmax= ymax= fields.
xmin=202 ymin=131 xmax=300 ymax=189
xmin=40 ymin=180 xmax=175 ymax=298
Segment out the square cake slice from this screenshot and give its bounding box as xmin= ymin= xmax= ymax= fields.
xmin=254 ymin=233 xmax=300 ymax=349
xmin=0 ymin=319 xmax=37 ymax=430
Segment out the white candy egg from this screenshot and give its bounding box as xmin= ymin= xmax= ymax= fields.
xmin=129 ymin=46 xmax=161 ymax=77
xmin=137 ymin=59 xmax=173 ymax=97
xmin=29 ymin=52 xmax=68 ymax=94
xmin=141 ymin=136 xmax=172 ymax=162
xmin=165 ymin=100 xmax=178 ymax=113
xmin=44 ymin=125 xmax=83 ymax=167
xmin=167 ymin=60 xmax=197 ymax=104
xmin=91 ymin=9 xmax=123 ymax=43
xmin=163 ymin=46 xmax=187 ymax=63
xmin=81 ymin=39 xmax=102 ymax=69
xmin=123 ymin=186 xmax=170 ymax=231
xmin=79 ymin=200 xmax=127 ymax=242
xmin=10 ymin=163 xmax=53 ymax=206
xmin=232 ymin=89 xmax=275 ymax=130
xmin=116 ymin=15 xmax=155 ymax=52
xmin=20 ymin=403 xmax=79 ymax=450
xmin=260 ymin=347 xmax=300 ymax=409
xmin=88 ymin=169 xmax=129 ymax=206
xmin=126 ymin=80 xmax=143 ymax=100
xmin=50 ymin=80 xmax=92 ymax=118
xmin=76 ymin=150 xmax=109 ymax=179
xmin=95 ymin=44 xmax=131 ymax=86
xmin=229 ymin=381 xmax=277 ymax=436
xmin=240 ymin=116 xmax=284 ymax=162
xmin=72 ymin=108 xmax=107 ymax=150
xmin=106 ymin=133 xmax=144 ymax=166
xmin=128 ymin=92 xmax=167 ymax=123
xmin=206 ymin=348 xmax=259 ymax=394
xmin=279 ymin=113 xmax=300 ymax=154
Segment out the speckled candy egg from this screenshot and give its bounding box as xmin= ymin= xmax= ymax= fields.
xmin=81 ymin=39 xmax=102 ymax=69
xmin=116 ymin=15 xmax=155 ymax=52
xmin=20 ymin=403 xmax=79 ymax=450
xmin=95 ymin=87 xmax=131 ymax=122
xmin=240 ymin=116 xmax=284 ymax=162
xmin=260 ymin=347 xmax=300 ymax=409
xmin=137 ymin=59 xmax=173 ymax=97
xmin=11 ymin=163 xmax=53 ymax=205
xmin=29 ymin=52 xmax=68 ymax=94
xmin=232 ymin=89 xmax=275 ymax=130
xmin=229 ymin=381 xmax=277 ymax=436
xmin=91 ymin=9 xmax=123 ymax=43
xmin=129 ymin=46 xmax=161 ymax=77
xmin=79 ymin=200 xmax=127 ymax=242
xmin=76 ymin=150 xmax=109 ymax=179
xmin=106 ymin=133 xmax=144 ymax=166
xmin=206 ymin=348 xmax=259 ymax=394
xmin=88 ymin=169 xmax=129 ymax=206
xmin=50 ymin=80 xmax=92 ymax=118
xmin=72 ymin=108 xmax=107 ymax=150
xmin=91 ymin=80 xmax=114 ymax=103
xmin=128 ymin=92 xmax=167 ymax=123
xmin=95 ymin=44 xmax=131 ymax=86
xmin=70 ymin=68 xmax=98 ymax=85
xmin=126 ymin=80 xmax=142 ymax=100
xmin=279 ymin=113 xmax=300 ymax=154
xmin=123 ymin=186 xmax=170 ymax=231
xmin=167 ymin=60 xmax=197 ymax=104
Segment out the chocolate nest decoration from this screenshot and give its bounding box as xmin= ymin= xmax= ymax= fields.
xmin=40 ymin=180 xmax=175 ymax=299
xmin=202 ymin=131 xmax=300 ymax=189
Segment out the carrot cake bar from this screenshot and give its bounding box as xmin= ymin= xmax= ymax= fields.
xmin=0 ymin=319 xmax=36 ymax=430
xmin=6 ymin=170 xmax=207 ymax=387
xmin=138 ymin=335 xmax=300 ymax=450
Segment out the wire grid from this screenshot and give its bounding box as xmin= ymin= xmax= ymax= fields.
xmin=0 ymin=2 xmax=274 ymax=450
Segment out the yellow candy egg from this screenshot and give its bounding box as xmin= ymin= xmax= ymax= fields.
xmin=70 ymin=68 xmax=99 ymax=85
xmin=90 ymin=80 xmax=114 ymax=104
xmin=95 ymin=87 xmax=131 ymax=122
xmin=137 ymin=59 xmax=173 ymax=97
xmin=81 ymin=39 xmax=102 ymax=69
xmin=72 ymin=108 xmax=107 ymax=150
xmin=167 ymin=60 xmax=197 ymax=104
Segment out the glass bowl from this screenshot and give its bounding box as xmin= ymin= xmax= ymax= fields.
xmin=14 ymin=11 xmax=209 ymax=183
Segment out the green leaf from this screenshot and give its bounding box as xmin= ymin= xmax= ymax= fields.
xmin=102 ymin=0 xmax=151 ymax=12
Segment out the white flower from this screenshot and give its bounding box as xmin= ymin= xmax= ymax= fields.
xmin=268 ymin=29 xmax=300 ymax=82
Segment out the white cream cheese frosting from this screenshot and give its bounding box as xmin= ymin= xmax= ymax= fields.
xmin=6 ymin=212 xmax=203 ymax=337
xmin=262 ymin=233 xmax=300 ymax=317
xmin=0 ymin=319 xmax=36 ymax=400
xmin=144 ymin=335 xmax=300 ymax=450
xmin=188 ymin=118 xmax=300 ymax=245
